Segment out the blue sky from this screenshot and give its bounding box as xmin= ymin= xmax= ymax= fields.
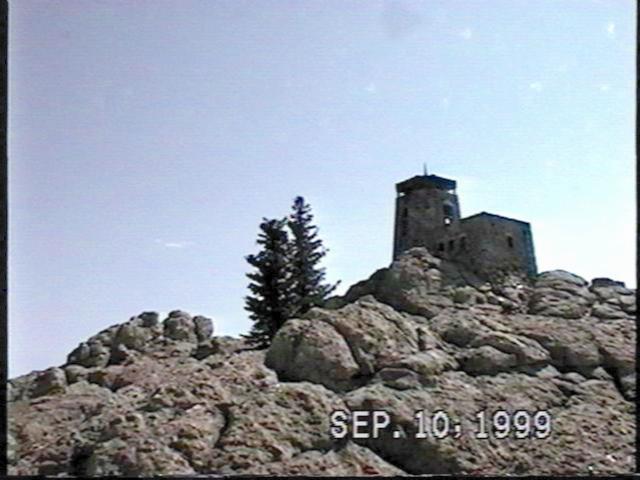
xmin=9 ymin=0 xmax=635 ymax=377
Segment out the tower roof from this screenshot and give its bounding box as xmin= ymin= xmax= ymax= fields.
xmin=461 ymin=211 xmax=530 ymax=226
xmin=396 ymin=174 xmax=456 ymax=193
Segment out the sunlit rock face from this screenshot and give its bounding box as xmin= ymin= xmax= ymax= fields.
xmin=8 ymin=248 xmax=636 ymax=476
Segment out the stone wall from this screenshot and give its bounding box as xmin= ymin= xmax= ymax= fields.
xmin=393 ymin=185 xmax=460 ymax=259
xmin=457 ymin=213 xmax=537 ymax=279
xmin=404 ymin=214 xmax=536 ymax=282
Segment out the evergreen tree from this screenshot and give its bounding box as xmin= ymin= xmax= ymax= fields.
xmin=243 ymin=218 xmax=295 ymax=348
xmin=288 ymin=196 xmax=339 ymax=316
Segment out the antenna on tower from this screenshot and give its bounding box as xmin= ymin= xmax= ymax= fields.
xmin=423 ymin=162 xmax=428 ymax=176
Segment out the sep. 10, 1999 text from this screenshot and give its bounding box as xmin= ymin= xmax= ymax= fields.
xmin=329 ymin=409 xmax=552 ymax=440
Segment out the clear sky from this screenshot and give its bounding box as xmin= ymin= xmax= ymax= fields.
xmin=8 ymin=0 xmax=636 ymax=378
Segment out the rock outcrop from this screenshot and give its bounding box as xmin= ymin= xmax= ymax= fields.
xmin=8 ymin=248 xmax=636 ymax=476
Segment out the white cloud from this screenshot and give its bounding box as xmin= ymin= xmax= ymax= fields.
xmin=606 ymin=21 xmax=616 ymax=38
xmin=164 ymin=242 xmax=192 ymax=249
xmin=459 ymin=28 xmax=473 ymax=40
xmin=154 ymin=239 xmax=194 ymax=249
xmin=529 ymin=82 xmax=543 ymax=91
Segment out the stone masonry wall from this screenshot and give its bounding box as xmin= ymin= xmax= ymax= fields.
xmin=457 ymin=214 xmax=537 ymax=279
xmin=393 ymin=186 xmax=460 ymax=259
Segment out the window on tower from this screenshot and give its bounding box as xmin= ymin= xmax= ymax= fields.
xmin=443 ymin=204 xmax=454 ymax=226
xmin=507 ymin=235 xmax=514 ymax=248
xmin=400 ymin=208 xmax=409 ymax=236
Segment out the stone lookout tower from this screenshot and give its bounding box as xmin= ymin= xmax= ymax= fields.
xmin=393 ymin=173 xmax=537 ymax=279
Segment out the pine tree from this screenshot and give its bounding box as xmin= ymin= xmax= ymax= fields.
xmin=288 ymin=196 xmax=339 ymax=316
xmin=243 ymin=218 xmax=295 ymax=348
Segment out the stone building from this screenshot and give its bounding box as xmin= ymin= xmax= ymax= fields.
xmin=393 ymin=173 xmax=537 ymax=280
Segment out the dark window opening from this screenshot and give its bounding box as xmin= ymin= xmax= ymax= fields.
xmin=507 ymin=235 xmax=514 ymax=248
xmin=438 ymin=242 xmax=444 ymax=252
xmin=448 ymin=240 xmax=454 ymax=251
xmin=401 ymin=219 xmax=408 ymax=237
xmin=402 ymin=208 xmax=408 ymax=218
xmin=442 ymin=204 xmax=454 ymax=226
xmin=460 ymin=236 xmax=467 ymax=250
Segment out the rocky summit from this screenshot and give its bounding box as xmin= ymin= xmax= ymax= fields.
xmin=7 ymin=248 xmax=636 ymax=476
